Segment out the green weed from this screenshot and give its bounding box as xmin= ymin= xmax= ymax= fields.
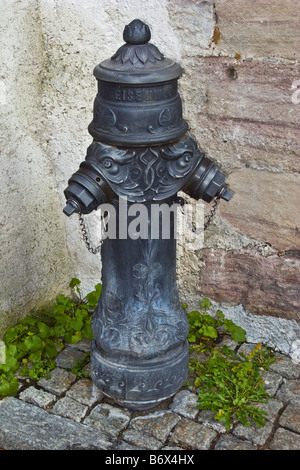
xmin=0 ymin=279 xmax=101 ymax=397
xmin=186 ymin=297 xmax=276 ymax=430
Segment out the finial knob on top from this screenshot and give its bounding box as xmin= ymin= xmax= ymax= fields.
xmin=123 ymin=19 xmax=151 ymax=45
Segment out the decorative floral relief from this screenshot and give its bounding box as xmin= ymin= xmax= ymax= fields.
xmin=93 ymin=102 xmax=182 ymax=137
xmin=94 ymin=102 xmax=129 ymax=135
xmin=92 ymin=362 xmax=186 ymax=399
xmin=111 ymin=43 xmax=164 ymax=67
xmin=93 ymin=239 xmax=189 ymax=359
xmin=129 ymin=327 xmax=172 ymax=357
xmin=158 ymin=106 xmax=180 ymax=128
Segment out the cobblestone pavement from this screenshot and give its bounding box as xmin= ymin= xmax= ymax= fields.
xmin=0 ymin=338 xmax=299 ymax=452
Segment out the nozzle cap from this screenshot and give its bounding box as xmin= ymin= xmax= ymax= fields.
xmin=63 ymin=201 xmax=79 ymax=217
xmin=219 ymin=187 xmax=233 ymax=201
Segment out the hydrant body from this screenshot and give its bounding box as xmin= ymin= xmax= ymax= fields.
xmin=63 ymin=20 xmax=232 ymax=410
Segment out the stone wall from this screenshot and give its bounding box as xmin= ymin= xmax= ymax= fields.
xmin=0 ymin=0 xmax=299 ymax=353
xmin=173 ymin=0 xmax=300 ymax=353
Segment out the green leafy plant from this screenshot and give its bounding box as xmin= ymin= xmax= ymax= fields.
xmin=186 ymin=297 xmax=246 ymax=354
xmin=0 ymin=279 xmax=101 ymax=398
xmin=186 ymin=298 xmax=276 ymax=430
xmin=194 ymin=343 xmax=275 ymax=430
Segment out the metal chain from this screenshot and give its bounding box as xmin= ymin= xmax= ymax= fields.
xmin=78 ymin=213 xmax=103 ymax=254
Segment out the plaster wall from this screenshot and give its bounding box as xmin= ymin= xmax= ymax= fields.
xmin=0 ymin=0 xmax=74 ymax=334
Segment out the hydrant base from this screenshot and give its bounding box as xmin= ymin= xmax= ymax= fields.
xmin=91 ymin=340 xmax=189 ymax=411
xmin=111 ymin=396 xmax=170 ymax=412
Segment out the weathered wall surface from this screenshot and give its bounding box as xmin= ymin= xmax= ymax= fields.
xmin=0 ymin=0 xmax=73 ymax=335
xmin=0 ymin=0 xmax=299 ymax=353
xmin=0 ymin=0 xmax=183 ymax=337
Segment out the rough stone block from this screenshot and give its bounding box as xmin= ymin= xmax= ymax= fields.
xmin=169 ymin=390 xmax=199 ymax=419
xmin=195 ymin=57 xmax=299 ymax=125
xmin=279 ymin=404 xmax=300 ymax=434
xmin=270 ymin=354 xmax=300 ymax=380
xmin=129 ymin=410 xmax=181 ymax=443
xmin=51 ymin=396 xmax=88 ymax=422
xmin=198 ymin=409 xmax=228 ymax=433
xmin=0 ymin=397 xmax=118 ymax=450
xmin=121 ymin=428 xmax=162 ymax=450
xmin=270 ymin=427 xmax=300 ymax=450
xmin=19 ymin=386 xmax=56 ymax=410
xmin=184 ymin=56 xmax=300 ymax=175
xmin=55 ymin=346 xmax=85 ymax=369
xmin=38 ymin=367 xmax=77 ymax=396
xmin=66 ymin=378 xmax=104 ymax=406
xmin=213 ymin=0 xmax=299 ymax=60
xmin=55 ymin=346 xmax=87 ymax=369
xmin=261 ymin=371 xmax=284 ymax=397
xmin=193 ymin=113 xmax=300 ymax=174
xmin=255 ymin=399 xmax=284 ymax=424
xmin=169 ymin=418 xmax=217 ymax=450
xmin=167 ymin=0 xmax=215 ymax=55
xmin=233 ymin=419 xmax=274 ymax=446
xmin=219 ymin=168 xmax=300 ymax=251
xmin=84 ymin=403 xmax=131 ymax=437
xmin=276 ymin=379 xmax=300 ymax=405
xmin=197 ymin=248 xmax=300 ymax=319
xmin=214 ymin=434 xmax=257 ymax=450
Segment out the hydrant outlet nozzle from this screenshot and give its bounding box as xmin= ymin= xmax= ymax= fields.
xmin=63 ymin=162 xmax=110 ymax=215
xmin=184 ymin=156 xmax=233 ymax=203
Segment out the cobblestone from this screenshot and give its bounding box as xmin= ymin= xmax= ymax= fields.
xmin=214 ymin=434 xmax=257 ymax=450
xmin=84 ymin=403 xmax=131 ymax=437
xmin=37 ymin=367 xmax=77 ymax=396
xmin=0 ymin=338 xmax=300 ymax=451
xmin=269 ymin=354 xmax=300 ymax=380
xmin=121 ymin=428 xmax=162 ymax=450
xmin=169 ymin=390 xmax=199 ymax=419
xmin=19 ymin=386 xmax=56 ymax=410
xmin=279 ymin=404 xmax=300 ymax=434
xmin=269 ymin=428 xmax=300 ymax=450
xmin=128 ymin=410 xmax=181 ymax=442
xmin=233 ymin=419 xmax=274 ymax=447
xmin=169 ymin=418 xmax=217 ymax=450
xmin=66 ymin=377 xmax=104 ymax=406
xmin=276 ymin=379 xmax=300 ymax=405
xmin=51 ymin=396 xmax=88 ymax=422
xmin=54 ymin=346 xmax=87 ymax=370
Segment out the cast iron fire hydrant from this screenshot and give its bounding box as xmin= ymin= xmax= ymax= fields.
xmin=63 ymin=19 xmax=232 ymax=410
